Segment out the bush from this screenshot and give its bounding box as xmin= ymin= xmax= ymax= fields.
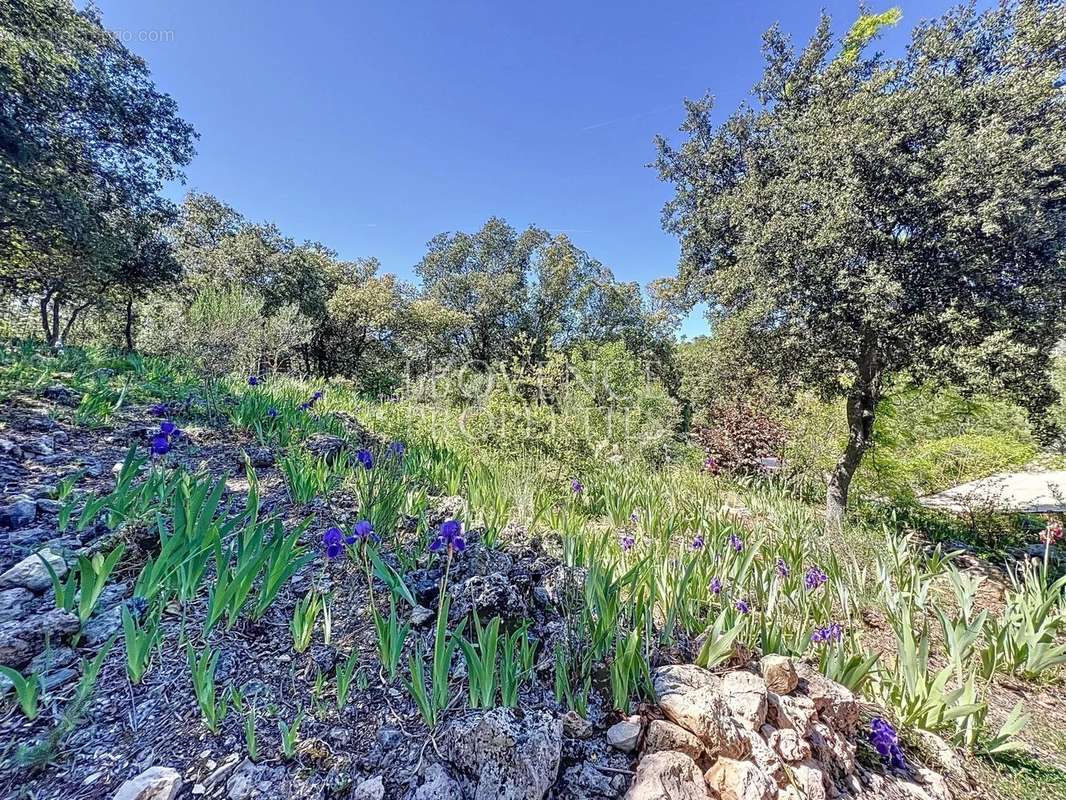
xmin=694 ymin=403 xmax=787 ymax=475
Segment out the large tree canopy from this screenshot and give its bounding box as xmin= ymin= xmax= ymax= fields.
xmin=655 ymin=0 xmax=1066 ymax=524
xmin=0 ymin=0 xmax=196 ymax=345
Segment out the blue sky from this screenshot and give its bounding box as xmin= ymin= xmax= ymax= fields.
xmin=93 ymin=1 xmax=956 ymax=338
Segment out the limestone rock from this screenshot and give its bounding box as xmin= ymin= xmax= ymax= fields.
xmin=765 ymin=692 xmax=816 ymax=736
xmin=562 ymin=763 xmax=626 ymax=798
xmin=704 ymin=757 xmax=776 ymax=800
xmin=720 ymin=670 xmax=768 ymax=730
xmin=807 ymin=721 xmax=856 ymax=777
xmin=793 ymin=661 xmax=859 ymax=733
xmin=0 ymin=587 xmax=34 ymax=623
xmin=766 ymin=728 xmax=811 ymax=763
xmin=0 ymin=549 xmax=67 ymax=592
xmin=562 ymin=709 xmax=594 ymax=739
xmin=643 ymin=720 xmax=706 ymax=763
xmin=624 ymin=750 xmax=708 ymax=800
xmin=790 ymin=761 xmax=828 ymax=800
xmin=304 ymin=433 xmax=347 ymax=464
xmin=0 ymin=608 xmax=80 ymax=669
xmin=652 ymin=665 xmax=749 ymax=758
xmin=607 ymin=716 xmax=643 ymax=753
xmin=414 ymin=764 xmax=463 ymax=800
xmin=112 ymin=767 xmax=182 ymax=800
xmin=450 ymin=572 xmax=527 ymax=622
xmin=444 ymin=707 xmax=562 ymax=800
xmin=743 ymin=729 xmax=787 ymax=788
xmin=759 ymin=655 xmax=798 ymax=695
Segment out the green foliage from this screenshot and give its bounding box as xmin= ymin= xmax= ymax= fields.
xmin=123 ymin=606 xmax=161 ymax=684
xmin=187 ymin=642 xmax=230 ymax=734
xmin=335 ymin=649 xmax=360 ymax=710
xmin=459 ymin=614 xmax=502 ymax=709
xmin=277 ymin=708 xmax=304 ymax=761
xmin=0 ymin=665 xmax=42 ymax=720
xmin=404 ymin=594 xmax=464 ymax=730
xmin=371 ymin=596 xmax=410 ymax=682
xmin=290 ymin=591 xmax=323 ymax=653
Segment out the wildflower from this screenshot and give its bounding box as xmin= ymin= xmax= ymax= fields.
xmin=804 ymin=565 xmax=828 ymax=591
xmin=323 ymin=527 xmax=344 ymax=559
xmin=149 ymin=403 xmax=169 ymax=417
xmin=311 ymin=390 xmax=324 ymax=402
xmin=728 ymin=533 xmax=744 ymax=552
xmin=869 ymin=717 xmax=905 ymax=769
xmin=811 ymin=622 xmax=843 ymax=644
xmin=709 ymin=576 xmax=723 ymax=595
xmin=248 ymin=375 xmax=260 ymax=386
xmin=266 ymin=407 xmax=278 ymax=419
xmin=356 ymin=449 xmax=374 ymax=470
xmin=735 ymin=599 xmax=751 ymax=614
xmin=430 ymin=519 xmax=466 ymax=554
xmin=691 ymin=535 xmax=705 ymax=550
xmin=775 ymin=558 xmax=791 ymax=578
xmin=619 ymin=533 xmax=636 ymax=551
xmin=570 ymin=478 xmax=584 ymax=495
xmin=630 ymin=510 xmax=639 ymax=524
xmin=705 ymin=455 xmax=720 ymax=475
xmin=1042 ymin=519 xmax=1063 ymax=545
xmin=150 ymin=433 xmax=170 ymax=457
xmin=387 ymin=441 xmax=405 ymax=458
xmin=160 ymin=420 xmax=178 ymax=436
xmin=348 ymin=519 xmax=374 ymax=544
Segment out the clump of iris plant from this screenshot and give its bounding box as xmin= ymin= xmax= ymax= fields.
xmin=811 ymin=622 xmax=843 ymax=644
xmin=355 ymin=448 xmax=374 ymax=470
xmin=323 ymin=526 xmax=344 ymax=559
xmin=570 ymin=478 xmax=584 ymax=495
xmin=149 ymin=420 xmax=183 ymax=457
xmin=804 ymin=565 xmax=828 ymax=591
xmin=775 ymin=558 xmax=791 ymax=578
xmin=869 ymin=717 xmax=905 ymax=769
xmin=727 ymin=533 xmax=744 ymax=552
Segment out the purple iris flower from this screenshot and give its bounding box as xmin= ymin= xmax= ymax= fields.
xmin=356 ymin=449 xmax=374 ymax=470
xmin=323 ymin=527 xmax=344 ymax=559
xmin=571 ymin=478 xmax=584 ymax=495
xmin=691 ymin=535 xmax=705 ymax=550
xmin=248 ymin=376 xmax=260 ymax=386
xmin=149 ymin=403 xmax=169 ymax=417
xmin=869 ymin=718 xmax=905 ymax=769
xmin=430 ymin=520 xmax=466 ymax=554
xmin=709 ymin=576 xmax=723 ymax=595
xmin=387 ymin=441 xmax=405 ymax=459
xmin=150 ymin=433 xmax=170 ymax=457
xmin=811 ymin=622 xmax=843 ymax=644
xmin=619 ymin=533 xmax=635 ymax=551
xmin=160 ymin=420 xmax=177 ymax=436
xmin=266 ymin=407 xmax=278 ymax=419
xmin=804 ymin=565 xmax=828 ymax=591
xmin=776 ymin=558 xmax=791 ymax=578
xmin=728 ymin=533 xmax=744 ymax=552
xmin=348 ymin=519 xmax=375 ymax=544
xmin=735 ymin=599 xmax=751 ymax=614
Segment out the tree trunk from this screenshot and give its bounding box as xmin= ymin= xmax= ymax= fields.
xmin=825 ymin=352 xmax=882 ymax=528
xmin=124 ymin=294 xmax=136 ymax=352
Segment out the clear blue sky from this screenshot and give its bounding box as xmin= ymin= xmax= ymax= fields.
xmin=92 ymin=0 xmax=958 ymax=338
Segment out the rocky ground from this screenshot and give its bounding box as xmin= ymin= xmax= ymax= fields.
xmin=0 ymin=386 xmax=974 ymax=799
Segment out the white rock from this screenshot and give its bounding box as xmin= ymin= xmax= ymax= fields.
xmin=112 ymin=767 xmax=182 ymax=800
xmin=652 ymin=665 xmax=749 ymax=758
xmin=413 ymin=764 xmax=462 ymax=800
xmin=607 ymin=716 xmax=643 ymax=753
xmin=351 ymin=775 xmax=385 ymax=800
xmin=0 ymin=549 xmax=66 ymax=593
xmin=720 ymin=670 xmax=768 ymax=730
xmin=644 ymin=720 xmax=706 ymax=763
xmin=704 ymin=757 xmax=776 ymax=800
xmin=767 ymin=728 xmax=811 ymax=763
xmin=759 ymin=655 xmax=798 ymax=695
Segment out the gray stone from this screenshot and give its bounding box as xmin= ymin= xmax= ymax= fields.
xmin=765 ymin=692 xmax=816 ymax=736
xmin=793 ymin=661 xmax=859 ymax=734
xmin=0 ymin=549 xmax=67 ymax=592
xmin=0 ymin=496 xmax=38 ymax=529
xmin=561 ymin=763 xmax=623 ymax=798
xmin=36 ymin=498 xmax=62 ymax=515
xmin=413 ymin=764 xmax=463 ymax=800
xmin=450 ymin=571 xmax=527 ymax=622
xmin=623 ymin=750 xmax=708 ymax=800
xmin=0 ymin=608 xmax=80 ymax=669
xmin=351 ymin=775 xmax=385 ymax=800
xmin=562 ymin=709 xmax=594 ymax=739
xmin=0 ymin=587 xmax=35 ymax=623
xmin=112 ymin=766 xmax=182 ymax=800
xmin=411 ymin=605 xmax=435 ymax=626
xmin=444 ymin=707 xmax=562 ymax=800
xmin=607 ymin=716 xmax=643 ymax=753
xmin=241 ymin=447 xmax=275 ymax=468
xmin=766 ymin=728 xmax=810 ymax=763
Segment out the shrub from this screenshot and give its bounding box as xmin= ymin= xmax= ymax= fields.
xmin=694 ymin=403 xmax=787 ymax=475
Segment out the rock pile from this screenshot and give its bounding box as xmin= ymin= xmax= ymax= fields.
xmin=623 ymin=658 xmax=955 ymax=800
